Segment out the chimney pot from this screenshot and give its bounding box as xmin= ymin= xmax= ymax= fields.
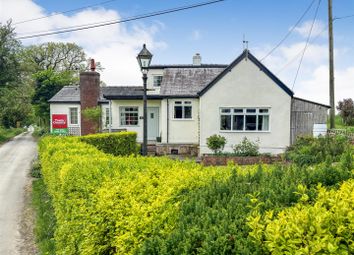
xmin=193 ymin=53 xmax=202 ymax=66
xmin=90 ymin=59 xmax=96 ymax=71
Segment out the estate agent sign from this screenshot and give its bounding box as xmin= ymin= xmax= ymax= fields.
xmin=51 ymin=114 xmax=68 ymax=135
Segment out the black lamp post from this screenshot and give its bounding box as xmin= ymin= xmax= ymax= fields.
xmin=137 ymin=44 xmax=153 ymax=156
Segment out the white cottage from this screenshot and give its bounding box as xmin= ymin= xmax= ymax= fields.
xmin=49 ymin=50 xmax=330 ymax=155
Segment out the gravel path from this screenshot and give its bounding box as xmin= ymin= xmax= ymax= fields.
xmin=0 ymin=132 xmax=37 ymax=255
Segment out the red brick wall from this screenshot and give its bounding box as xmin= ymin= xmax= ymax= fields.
xmin=80 ymin=71 xmax=100 ymax=135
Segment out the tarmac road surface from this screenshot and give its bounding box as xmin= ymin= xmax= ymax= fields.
xmin=0 ymin=132 xmax=37 ymax=255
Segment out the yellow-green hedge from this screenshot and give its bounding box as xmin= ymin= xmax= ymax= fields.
xmin=80 ymin=131 xmax=139 ymax=156
xmin=39 ymin=136 xmax=229 ymax=255
xmin=248 ymin=180 xmax=354 ymax=254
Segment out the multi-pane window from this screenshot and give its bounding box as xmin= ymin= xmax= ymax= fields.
xmin=174 ymin=101 xmax=192 ymax=119
xmin=69 ymin=107 xmax=78 ymax=125
xmin=220 ymin=108 xmax=269 ymax=131
xmin=105 ymin=108 xmax=110 ymax=128
xmin=153 ymin=75 xmax=163 ymax=87
xmin=120 ymin=107 xmax=139 ymax=126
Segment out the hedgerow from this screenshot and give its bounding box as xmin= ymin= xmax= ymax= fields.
xmin=38 ymin=136 xmax=353 ymax=255
xmin=248 ymin=180 xmax=354 ymax=254
xmin=39 ymin=136 xmax=230 ymax=254
xmin=80 ymin=131 xmax=140 ymax=156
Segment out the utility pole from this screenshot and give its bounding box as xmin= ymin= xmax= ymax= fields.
xmin=328 ymin=0 xmax=335 ymax=129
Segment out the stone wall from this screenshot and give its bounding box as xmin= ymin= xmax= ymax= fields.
xmin=202 ymin=154 xmax=283 ymax=166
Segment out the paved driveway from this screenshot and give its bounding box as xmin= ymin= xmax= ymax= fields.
xmin=0 ymin=132 xmax=37 ymax=255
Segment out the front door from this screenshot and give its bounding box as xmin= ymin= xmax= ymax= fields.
xmin=147 ymin=107 xmax=159 ymax=140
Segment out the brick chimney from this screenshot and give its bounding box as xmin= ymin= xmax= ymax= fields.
xmin=80 ymin=59 xmax=100 ymax=135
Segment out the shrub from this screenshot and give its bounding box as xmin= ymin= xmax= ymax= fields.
xmin=233 ymin=137 xmax=259 ymax=156
xmin=206 ymin=134 xmax=227 ymax=154
xmin=337 ymin=98 xmax=354 ymax=125
xmin=80 ymin=131 xmax=139 ymax=156
xmin=82 ymin=106 xmax=101 ymax=132
xmin=248 ymin=180 xmax=354 ymax=254
xmin=285 ymin=135 xmax=350 ymax=166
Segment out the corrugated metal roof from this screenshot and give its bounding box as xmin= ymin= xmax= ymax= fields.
xmin=160 ymin=67 xmax=225 ymax=96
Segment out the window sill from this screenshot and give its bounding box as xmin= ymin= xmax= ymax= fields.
xmin=172 ymin=118 xmax=194 ymax=121
xmin=219 ymin=130 xmax=271 ymax=133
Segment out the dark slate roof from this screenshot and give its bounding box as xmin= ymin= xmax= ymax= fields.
xmin=198 ymin=50 xmax=294 ymax=97
xmin=160 ymin=67 xmax=225 ymax=97
xmin=149 ymin=64 xmax=228 ymax=69
xmin=48 ymin=86 xmax=81 ymax=103
xmin=103 ymin=86 xmax=162 ymax=99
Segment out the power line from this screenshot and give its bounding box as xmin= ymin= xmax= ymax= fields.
xmin=292 ymin=0 xmax=322 ymax=91
xmin=276 ymin=24 xmax=328 ymax=75
xmin=334 ymin=14 xmax=354 ymax=20
xmin=13 ymin=0 xmax=119 ymax=25
xmin=16 ymin=0 xmax=225 ymax=40
xmin=260 ymin=0 xmax=317 ymax=62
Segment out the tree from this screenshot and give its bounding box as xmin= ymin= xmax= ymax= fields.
xmin=337 ymin=98 xmax=354 ymax=126
xmin=0 ymin=20 xmax=21 ymax=87
xmin=22 ymin=42 xmax=87 ymax=72
xmin=32 ymin=69 xmax=76 ymax=125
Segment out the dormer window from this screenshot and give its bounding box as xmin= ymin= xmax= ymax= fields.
xmin=153 ymin=75 xmax=163 ymax=87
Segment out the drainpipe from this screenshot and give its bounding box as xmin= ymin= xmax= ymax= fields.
xmin=167 ymin=98 xmax=169 ymax=143
xmin=109 ymin=99 xmax=112 ymax=133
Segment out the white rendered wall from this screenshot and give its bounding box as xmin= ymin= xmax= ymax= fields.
xmin=160 ymin=98 xmax=199 ymax=144
xmin=50 ymin=103 xmax=81 ymax=133
xmin=110 ymin=100 xmax=161 ymax=142
xmin=200 ymin=58 xmax=292 ymax=155
xmin=147 ymin=69 xmax=164 ymax=95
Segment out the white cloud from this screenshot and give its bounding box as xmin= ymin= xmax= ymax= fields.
xmin=0 ymin=0 xmax=166 ymax=85
xmin=293 ymin=20 xmax=327 ymax=38
xmin=254 ymin=28 xmax=353 ymax=106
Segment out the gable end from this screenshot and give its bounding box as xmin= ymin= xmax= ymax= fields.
xmin=198 ymin=50 xmax=294 ymax=97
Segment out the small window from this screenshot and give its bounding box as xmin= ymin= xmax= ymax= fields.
xmin=120 ymin=107 xmax=139 ymax=126
xmin=69 ymin=107 xmax=78 ymax=125
xmin=153 ymin=76 xmax=163 ymax=87
xmin=174 ymin=101 xmax=192 ymax=119
xmin=105 ymin=108 xmax=110 ymax=128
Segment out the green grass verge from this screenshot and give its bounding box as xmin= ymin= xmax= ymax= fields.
xmin=0 ymin=127 xmax=24 ymax=144
xmin=328 ymin=115 xmax=354 ymax=131
xmin=32 ymin=164 xmax=56 ymax=254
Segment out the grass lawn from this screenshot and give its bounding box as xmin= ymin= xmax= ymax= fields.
xmin=0 ymin=127 xmax=24 ymax=144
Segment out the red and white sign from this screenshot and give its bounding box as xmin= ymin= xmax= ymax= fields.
xmin=52 ymin=114 xmax=68 ymax=129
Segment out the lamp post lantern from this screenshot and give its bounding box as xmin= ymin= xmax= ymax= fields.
xmin=137 ymin=44 xmax=153 ymax=156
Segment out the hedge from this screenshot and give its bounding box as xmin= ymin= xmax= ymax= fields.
xmin=38 ymin=136 xmax=353 ymax=254
xmin=39 ymin=137 xmax=230 ymax=254
xmin=248 ymin=180 xmax=354 ymax=254
xmin=80 ymin=131 xmax=139 ymax=156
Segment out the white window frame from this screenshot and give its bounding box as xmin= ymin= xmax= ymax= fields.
xmin=153 ymin=75 xmax=163 ymax=87
xmin=173 ymin=101 xmax=193 ymax=120
xmin=69 ymin=107 xmax=79 ymax=125
xmin=219 ymin=107 xmax=270 ymax=132
xmin=104 ymin=107 xmax=110 ymax=128
xmin=120 ymin=106 xmax=139 ymax=126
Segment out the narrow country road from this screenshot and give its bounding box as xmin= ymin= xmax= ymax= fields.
xmin=0 ymin=132 xmax=37 ymax=255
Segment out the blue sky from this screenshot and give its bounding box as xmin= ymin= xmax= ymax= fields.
xmin=1 ymin=0 xmax=353 ymax=104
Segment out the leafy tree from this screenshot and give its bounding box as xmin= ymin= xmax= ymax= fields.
xmin=337 ymin=98 xmax=354 ymax=125
xmin=22 ymin=42 xmax=87 ymax=72
xmin=0 ymin=20 xmax=21 ymax=88
xmin=32 ymin=69 xmax=76 ymax=125
xmin=0 ymin=85 xmax=34 ymax=128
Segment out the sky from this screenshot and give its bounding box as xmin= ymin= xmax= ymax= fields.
xmin=0 ymin=0 xmax=353 ymax=105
